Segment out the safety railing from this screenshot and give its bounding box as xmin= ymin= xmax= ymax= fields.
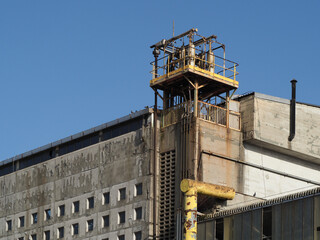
xmin=161 ymin=101 xmax=241 ymax=130
xmin=151 ymin=49 xmax=238 ymax=82
xmin=198 ymin=101 xmax=241 ymax=130
xmin=161 ymin=101 xmax=194 ymax=128
xmin=199 ymin=101 xmax=227 ymax=126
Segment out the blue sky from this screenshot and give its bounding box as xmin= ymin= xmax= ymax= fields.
xmin=1 ymin=1 xmax=320 ymax=160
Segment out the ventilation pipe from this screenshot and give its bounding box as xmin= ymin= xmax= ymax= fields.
xmin=288 ymin=79 xmax=297 ymax=141
xmin=180 ymin=179 xmax=235 ymax=240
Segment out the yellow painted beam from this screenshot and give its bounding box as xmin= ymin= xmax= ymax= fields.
xmin=180 ymin=179 xmax=235 ymax=200
xmin=180 ymin=179 xmax=235 ymax=240
xmin=150 ymin=65 xmax=239 ymax=87
xmin=184 ymin=187 xmax=197 ymax=240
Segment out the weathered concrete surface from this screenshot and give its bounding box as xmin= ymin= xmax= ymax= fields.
xmin=198 ymin=93 xmax=320 ymax=211
xmin=199 ymin=119 xmax=241 ymax=187
xmin=0 ymin=121 xmax=154 ymax=240
xmin=242 ymin=93 xmax=320 ymax=163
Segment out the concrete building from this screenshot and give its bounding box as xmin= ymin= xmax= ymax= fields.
xmin=0 ymin=109 xmax=156 ymax=240
xmin=1 ymin=29 xmax=320 ymax=240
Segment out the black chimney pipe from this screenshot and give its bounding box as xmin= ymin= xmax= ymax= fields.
xmin=288 ymin=79 xmax=297 ymax=141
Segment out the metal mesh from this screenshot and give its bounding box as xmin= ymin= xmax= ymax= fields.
xmin=159 ymin=150 xmax=176 ymax=240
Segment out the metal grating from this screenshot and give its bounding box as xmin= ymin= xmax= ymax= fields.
xmin=159 ymin=150 xmax=176 ymax=239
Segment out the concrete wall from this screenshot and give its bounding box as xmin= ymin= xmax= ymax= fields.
xmin=0 ymin=123 xmax=153 ymax=240
xmin=199 ymin=94 xmax=320 ymax=211
xmin=242 ymin=93 xmax=320 ymax=163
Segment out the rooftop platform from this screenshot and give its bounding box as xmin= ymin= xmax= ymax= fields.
xmin=149 ymin=28 xmax=239 ymax=98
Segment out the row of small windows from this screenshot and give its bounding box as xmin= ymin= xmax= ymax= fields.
xmin=9 ymin=207 xmax=143 ymax=237
xmin=6 ymin=183 xmax=143 ymax=231
xmin=15 ymin=230 xmax=142 ymax=240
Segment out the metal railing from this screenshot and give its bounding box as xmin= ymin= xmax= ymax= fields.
xmin=161 ymin=101 xmax=241 ymax=130
xmin=199 ymin=101 xmax=241 ymax=130
xmin=161 ymin=101 xmax=193 ymax=128
xmin=151 ymin=49 xmax=238 ymax=82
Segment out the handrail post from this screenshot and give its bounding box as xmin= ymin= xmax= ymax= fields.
xmin=226 ymin=91 xmax=230 ymax=128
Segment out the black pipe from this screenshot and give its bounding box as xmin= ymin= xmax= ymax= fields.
xmin=288 ymin=79 xmax=297 ymax=141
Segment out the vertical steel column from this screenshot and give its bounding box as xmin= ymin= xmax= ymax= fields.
xmin=153 ymin=91 xmax=157 ymax=240
xmin=184 ymin=187 xmax=197 ymax=240
xmin=226 ymin=91 xmax=230 ymax=128
xmin=194 ymin=81 xmax=199 ymax=180
xmin=194 ymin=81 xmax=198 ymax=117
xmin=180 ymin=179 xmax=235 ymax=240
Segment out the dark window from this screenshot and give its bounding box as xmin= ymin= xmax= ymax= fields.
xmin=87 ymin=219 xmax=94 ymax=231
xmin=58 ymin=227 xmax=64 ymax=239
xmin=134 ymin=231 xmax=142 ymax=240
xmin=45 ymin=209 xmax=51 ymax=220
xmin=103 ymin=215 xmax=110 ymax=227
xmin=118 ymin=235 xmax=125 ymax=240
xmin=102 ymin=239 xmax=109 ymax=240
xmin=72 ymin=223 xmax=79 ymax=235
xmin=119 ymin=211 xmax=126 ymax=224
xmin=19 ymin=216 xmax=25 ymax=227
xmin=31 ymin=234 xmax=37 ymax=240
xmin=59 ymin=205 xmax=65 ymax=216
xmin=119 ymin=188 xmax=126 ymax=200
xmin=44 ymin=230 xmax=50 ymax=240
xmin=6 ymin=220 xmax=12 ymax=231
xmin=32 ymin=213 xmax=38 ymax=224
xmin=88 ymin=197 xmax=94 ymax=209
xmin=263 ymin=207 xmax=272 ymax=240
xmin=135 ymin=183 xmax=143 ymax=196
xmin=18 ymin=237 xmax=24 ymax=240
xmin=215 ymin=218 xmax=224 ymax=240
xmin=73 ymin=201 xmax=80 ymax=213
xmin=135 ymin=207 xmax=142 ymax=220
xmin=103 ymin=192 xmax=110 ymax=205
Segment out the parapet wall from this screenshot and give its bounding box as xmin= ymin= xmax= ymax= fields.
xmin=241 ymin=93 xmax=320 ymax=163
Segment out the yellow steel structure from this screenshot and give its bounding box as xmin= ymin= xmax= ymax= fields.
xmin=180 ymin=179 xmax=235 ymax=240
xmin=150 ymin=63 xmax=239 ymax=88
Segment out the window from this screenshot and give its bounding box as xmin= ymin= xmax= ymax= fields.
xmin=118 ymin=211 xmax=126 ymax=224
xmin=58 ymin=227 xmax=64 ymax=239
xmin=118 ymin=235 xmax=125 ymax=240
xmin=263 ymin=207 xmax=272 ymax=240
xmin=6 ymin=220 xmax=12 ymax=231
xmin=87 ymin=219 xmax=94 ymax=232
xmin=134 ymin=231 xmax=142 ymax=240
xmin=44 ymin=230 xmax=50 ymax=240
xmin=32 ymin=213 xmax=38 ymax=224
xmin=31 ymin=234 xmax=37 ymax=240
xmin=135 ymin=183 xmax=143 ymax=196
xmin=45 ymin=209 xmax=51 ymax=220
xmin=19 ymin=216 xmax=25 ymax=227
xmin=103 ymin=192 xmax=110 ymax=205
xmin=135 ymin=207 xmax=142 ymax=220
xmin=72 ymin=223 xmax=79 ymax=235
xmin=215 ymin=218 xmax=224 ymax=240
xmin=18 ymin=237 xmax=24 ymax=240
xmin=87 ymin=197 xmax=94 ymax=209
xmin=58 ymin=205 xmax=65 ymax=217
xmin=103 ymin=215 xmax=110 ymax=227
xmin=119 ymin=188 xmax=126 ymax=201
xmin=73 ymin=201 xmax=80 ymax=213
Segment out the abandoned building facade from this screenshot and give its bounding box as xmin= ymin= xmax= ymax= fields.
xmin=1 ymin=29 xmax=320 ymax=240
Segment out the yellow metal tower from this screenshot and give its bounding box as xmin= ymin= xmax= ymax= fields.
xmin=150 ymin=28 xmax=239 ymax=240
xmin=150 ymin=28 xmax=239 ymax=129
